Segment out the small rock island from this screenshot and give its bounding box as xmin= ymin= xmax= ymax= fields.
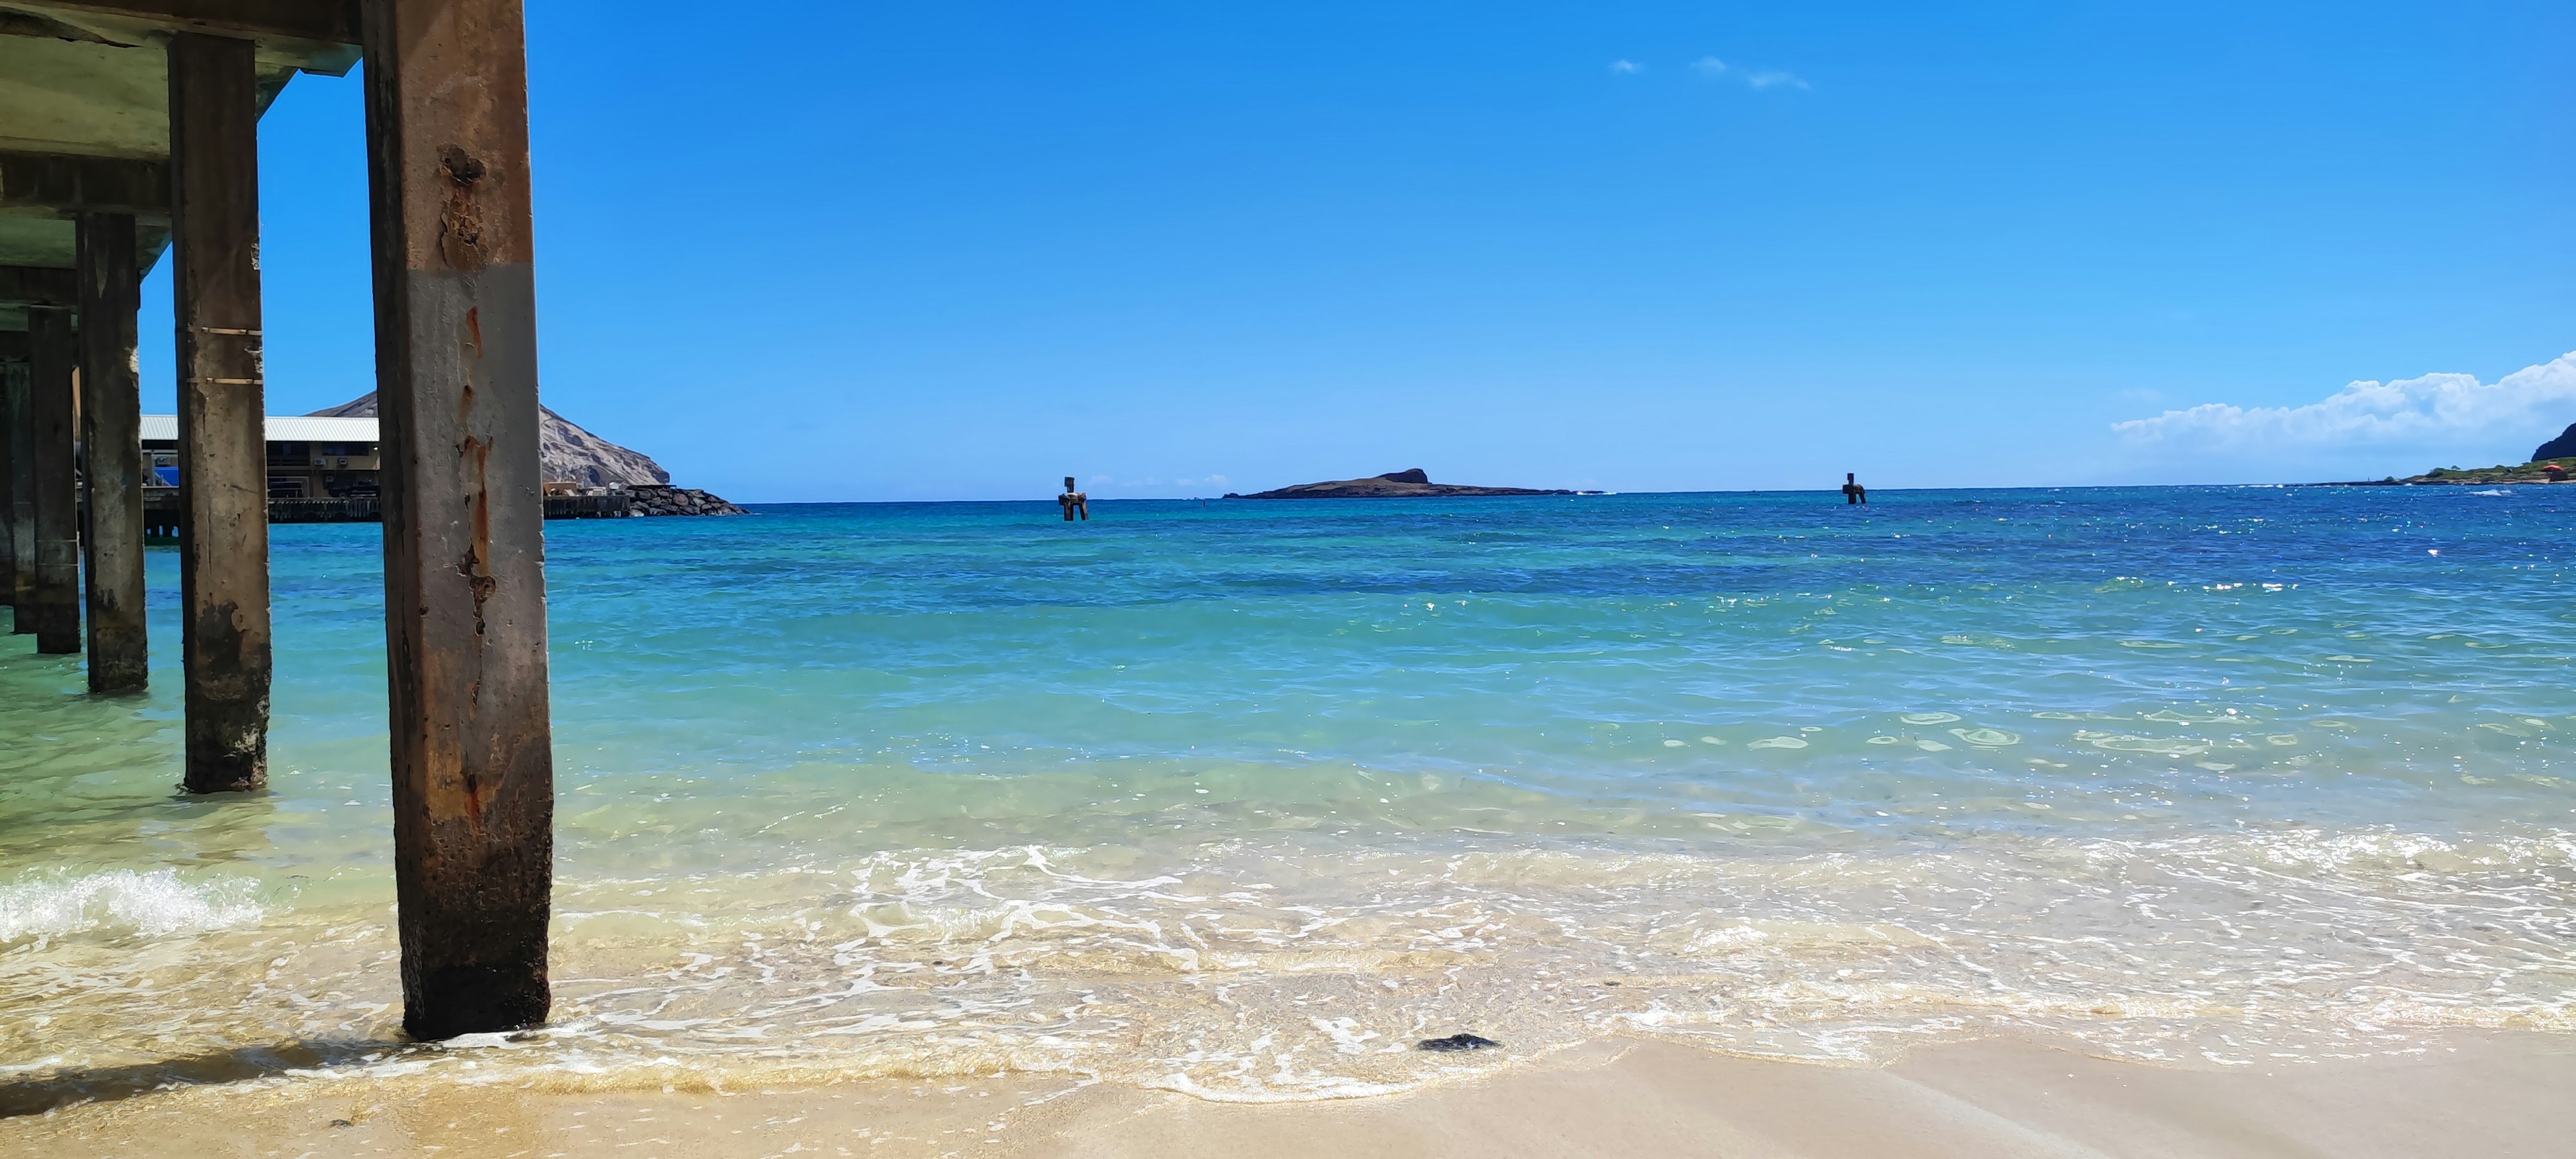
xmin=1224 ymin=468 xmax=1576 ymax=500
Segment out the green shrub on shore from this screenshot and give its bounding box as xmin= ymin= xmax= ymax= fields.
xmin=2409 ymin=460 xmax=2572 ymax=484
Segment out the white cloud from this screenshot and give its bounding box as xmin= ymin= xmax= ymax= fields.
xmin=1692 ymin=56 xmax=1808 ymax=90
xmin=1610 ymin=59 xmax=1642 ymax=74
xmin=2112 ymin=351 xmax=2576 ymax=453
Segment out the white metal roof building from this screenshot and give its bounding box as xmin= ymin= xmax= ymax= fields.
xmin=139 ymin=415 xmax=381 ymax=443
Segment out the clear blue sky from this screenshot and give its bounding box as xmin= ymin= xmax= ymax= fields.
xmin=134 ymin=1 xmax=2575 ymax=500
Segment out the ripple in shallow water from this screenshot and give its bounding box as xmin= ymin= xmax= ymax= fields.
xmin=3 ymin=487 xmax=2573 ymax=1098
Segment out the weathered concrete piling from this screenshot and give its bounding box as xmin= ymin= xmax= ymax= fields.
xmin=23 ymin=305 xmax=78 ymax=654
xmin=5 ymin=356 xmax=30 ymax=633
xmin=78 ymin=211 xmax=148 ymax=693
xmin=0 ymin=342 xmax=23 ymax=630
xmin=2 ymin=0 xmax=557 ymax=1042
xmin=363 ymin=0 xmax=558 ymax=1038
xmin=169 ymin=32 xmax=274 ymax=790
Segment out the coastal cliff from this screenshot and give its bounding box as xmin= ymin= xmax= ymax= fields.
xmin=1224 ymin=468 xmax=1575 ymax=499
xmin=2534 ymin=423 xmax=2576 ymax=463
xmin=311 ymin=392 xmax=678 ymax=490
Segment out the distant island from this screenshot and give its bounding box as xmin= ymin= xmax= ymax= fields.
xmin=2322 ymin=423 xmax=2575 ymax=486
xmin=1224 ymin=468 xmax=1579 ymax=500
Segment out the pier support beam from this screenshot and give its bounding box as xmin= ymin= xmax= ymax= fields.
xmin=79 ymin=213 xmax=148 ymax=692
xmin=0 ymin=347 xmax=18 ymax=632
xmin=5 ymin=355 xmax=30 ymax=632
xmin=361 ymin=0 xmax=556 ymax=1038
xmin=24 ymin=306 xmax=79 ymax=654
xmin=169 ymin=33 xmax=271 ymax=790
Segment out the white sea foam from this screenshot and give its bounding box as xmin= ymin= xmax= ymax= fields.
xmin=9 ymin=490 xmax=2576 ymax=1102
xmin=5 ymin=827 xmax=2574 ymax=1102
xmin=0 ymin=868 xmax=267 ymax=942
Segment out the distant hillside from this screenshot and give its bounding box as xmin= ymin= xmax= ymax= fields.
xmin=309 ymin=392 xmax=672 ymax=488
xmin=2534 ymin=423 xmax=2576 ymax=462
xmin=2326 ymin=460 xmax=2572 ymax=486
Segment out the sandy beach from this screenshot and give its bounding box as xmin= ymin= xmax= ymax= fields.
xmin=7 ymin=1028 xmax=2571 ymax=1158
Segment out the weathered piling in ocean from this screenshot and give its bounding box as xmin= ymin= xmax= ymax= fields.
xmin=362 ymin=0 xmax=559 ymax=1038
xmin=168 ymin=32 xmax=274 ymax=791
xmin=78 ymin=212 xmax=148 ymax=693
xmin=23 ymin=305 xmax=79 ymax=654
xmin=4 ymin=350 xmax=30 ymax=632
xmin=0 ymin=335 xmax=21 ymax=628
xmin=2 ymin=0 xmax=556 ymax=1042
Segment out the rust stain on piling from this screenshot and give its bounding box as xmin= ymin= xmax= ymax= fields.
xmin=437 ymin=146 xmax=488 ymax=272
xmin=455 ymin=547 xmax=495 ymax=613
xmin=454 ymin=435 xmax=496 ymax=639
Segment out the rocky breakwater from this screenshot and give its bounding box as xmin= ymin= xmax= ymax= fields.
xmin=1225 ymin=468 xmax=1576 ymax=499
xmin=625 ymin=485 xmax=746 ymax=516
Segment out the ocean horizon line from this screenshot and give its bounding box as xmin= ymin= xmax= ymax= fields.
xmin=706 ymin=480 xmax=2381 ymax=508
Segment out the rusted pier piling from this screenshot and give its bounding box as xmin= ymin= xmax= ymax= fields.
xmin=3 ymin=0 xmax=557 ymax=1041
xmin=363 ymin=0 xmax=557 ymax=1037
xmin=23 ymin=305 xmax=78 ymax=654
xmin=0 ymin=335 xmax=23 ymax=628
xmin=79 ymin=212 xmax=148 ymax=692
xmin=169 ymin=31 xmax=273 ymax=790
xmin=5 ymin=355 xmax=28 ymax=632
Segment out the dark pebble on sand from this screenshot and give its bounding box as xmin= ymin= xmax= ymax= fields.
xmin=1417 ymin=1034 xmax=1501 ymax=1052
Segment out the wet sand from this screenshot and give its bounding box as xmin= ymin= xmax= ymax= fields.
xmin=5 ymin=1030 xmax=2570 ymax=1158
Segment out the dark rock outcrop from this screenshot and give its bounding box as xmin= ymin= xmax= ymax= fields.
xmin=2534 ymin=423 xmax=2576 ymax=462
xmin=627 ymin=486 xmax=746 ymax=516
xmin=1417 ymin=1034 xmax=1503 ymax=1052
xmin=1225 ymin=469 xmax=1574 ymax=500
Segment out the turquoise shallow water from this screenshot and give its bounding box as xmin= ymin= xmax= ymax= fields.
xmin=3 ymin=487 xmax=2573 ymax=1099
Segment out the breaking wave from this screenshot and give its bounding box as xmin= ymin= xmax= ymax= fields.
xmin=0 ymin=868 xmax=269 ymax=943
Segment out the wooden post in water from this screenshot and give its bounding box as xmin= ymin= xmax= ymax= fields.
xmin=168 ymin=33 xmax=272 ymax=790
xmin=78 ymin=213 xmax=147 ymax=693
xmin=5 ymin=351 xmax=30 ymax=631
xmin=360 ymin=0 xmax=557 ymax=1038
xmin=24 ymin=305 xmax=79 ymax=654
xmin=0 ymin=341 xmax=18 ymax=632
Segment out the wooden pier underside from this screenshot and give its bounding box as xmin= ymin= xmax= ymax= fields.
xmin=0 ymin=0 xmax=556 ymax=1039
